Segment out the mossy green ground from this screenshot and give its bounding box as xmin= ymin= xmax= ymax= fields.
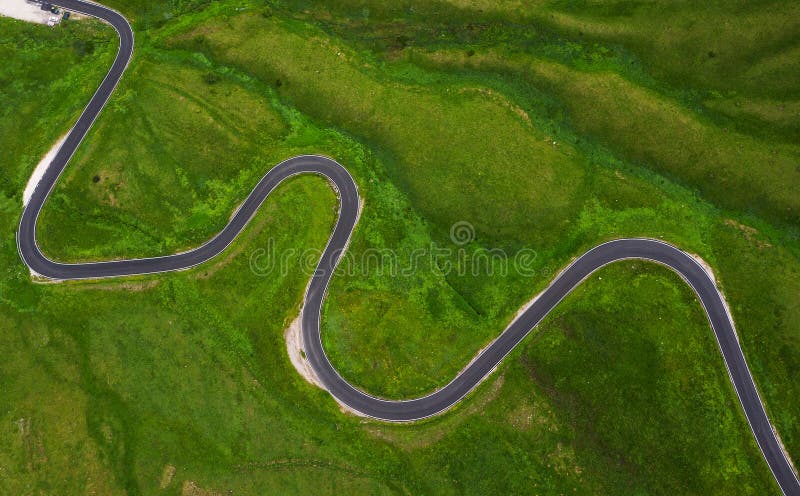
xmin=1 ymin=0 xmax=798 ymax=493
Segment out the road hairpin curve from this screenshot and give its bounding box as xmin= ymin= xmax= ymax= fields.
xmin=15 ymin=1 xmax=799 ymax=494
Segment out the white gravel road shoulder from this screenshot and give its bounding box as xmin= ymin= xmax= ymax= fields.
xmin=23 ymin=135 xmax=66 ymax=206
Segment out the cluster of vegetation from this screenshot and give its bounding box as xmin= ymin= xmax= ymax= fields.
xmin=1 ymin=0 xmax=798 ymax=493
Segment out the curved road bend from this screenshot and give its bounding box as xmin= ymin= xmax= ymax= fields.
xmin=15 ymin=1 xmax=800 ymax=494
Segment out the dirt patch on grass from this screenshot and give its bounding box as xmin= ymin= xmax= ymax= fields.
xmin=75 ymin=280 xmax=160 ymax=291
xmin=723 ymin=218 xmax=772 ymax=248
xmin=459 ymin=87 xmax=532 ymax=126
xmin=235 ymin=458 xmax=366 ymax=475
xmin=17 ymin=417 xmax=47 ymax=470
xmin=507 ymin=397 xmax=558 ymax=433
xmin=548 ymin=442 xmax=583 ymax=477
xmin=182 ymin=480 xmax=223 ymax=496
xmin=160 ymin=464 xmax=176 ymax=489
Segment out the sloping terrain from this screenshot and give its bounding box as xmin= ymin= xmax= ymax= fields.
xmin=1 ymin=0 xmax=798 ymax=493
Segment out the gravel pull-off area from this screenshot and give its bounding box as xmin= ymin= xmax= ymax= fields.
xmin=284 ymin=317 xmax=366 ymax=418
xmin=285 ymin=316 xmax=325 ymax=389
xmin=23 ymin=135 xmax=66 ymax=206
xmin=0 ymin=0 xmax=54 ymax=25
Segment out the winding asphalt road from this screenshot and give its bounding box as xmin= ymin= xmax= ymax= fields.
xmin=15 ymin=1 xmax=800 ymax=493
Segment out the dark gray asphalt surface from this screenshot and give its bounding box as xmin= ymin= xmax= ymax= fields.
xmin=15 ymin=1 xmax=799 ymax=494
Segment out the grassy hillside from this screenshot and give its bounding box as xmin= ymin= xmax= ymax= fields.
xmin=0 ymin=16 xmax=115 ymax=198
xmin=1 ymin=0 xmax=798 ymax=494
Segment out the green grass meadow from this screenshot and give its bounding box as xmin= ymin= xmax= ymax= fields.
xmin=1 ymin=0 xmax=798 ymax=493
